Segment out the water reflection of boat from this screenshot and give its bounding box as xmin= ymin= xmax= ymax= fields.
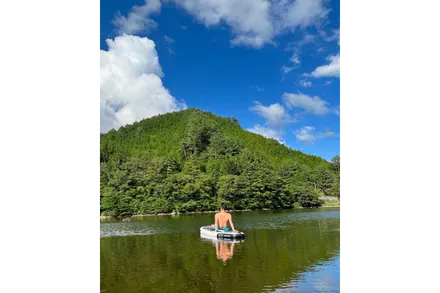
xmin=201 ymin=237 xmax=245 ymax=244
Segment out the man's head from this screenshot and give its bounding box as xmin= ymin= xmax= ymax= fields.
xmin=220 ymin=203 xmax=226 ymax=211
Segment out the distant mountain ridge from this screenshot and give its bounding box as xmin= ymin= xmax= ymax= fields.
xmin=100 ymin=108 xmax=327 ymax=168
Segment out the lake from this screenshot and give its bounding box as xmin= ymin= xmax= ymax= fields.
xmin=101 ymin=208 xmax=340 ymax=293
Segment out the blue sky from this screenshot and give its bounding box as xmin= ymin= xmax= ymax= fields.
xmin=100 ymin=0 xmax=340 ymax=160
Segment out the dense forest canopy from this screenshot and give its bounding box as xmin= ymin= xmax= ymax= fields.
xmin=100 ymin=108 xmax=340 ymax=216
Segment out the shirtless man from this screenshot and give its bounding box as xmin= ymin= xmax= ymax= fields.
xmin=211 ymin=203 xmax=237 ymax=232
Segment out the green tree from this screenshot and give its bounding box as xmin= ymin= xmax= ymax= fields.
xmin=293 ymin=186 xmax=322 ymax=208
xmin=100 ymin=109 xmax=335 ymax=216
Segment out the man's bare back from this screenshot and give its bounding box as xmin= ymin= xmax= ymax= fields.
xmin=215 ymin=211 xmax=231 ymax=228
xmin=212 ymin=203 xmax=236 ymax=232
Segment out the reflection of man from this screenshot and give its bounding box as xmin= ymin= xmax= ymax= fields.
xmin=216 ymin=241 xmax=235 ymax=264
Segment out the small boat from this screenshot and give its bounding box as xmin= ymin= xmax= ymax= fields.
xmin=200 ymin=226 xmax=245 ymax=241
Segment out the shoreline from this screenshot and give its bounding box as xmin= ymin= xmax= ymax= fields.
xmin=100 ymin=205 xmax=339 ymax=219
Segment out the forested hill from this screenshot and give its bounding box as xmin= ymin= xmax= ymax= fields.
xmin=100 ymin=108 xmax=340 ymax=216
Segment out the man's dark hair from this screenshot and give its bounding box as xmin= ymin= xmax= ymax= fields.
xmin=220 ymin=203 xmax=226 ymax=210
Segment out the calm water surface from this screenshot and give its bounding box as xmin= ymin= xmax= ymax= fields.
xmin=101 ymin=208 xmax=340 ymax=293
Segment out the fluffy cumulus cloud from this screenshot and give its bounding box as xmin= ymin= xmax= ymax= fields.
xmin=249 ymin=101 xmax=292 ymax=127
xmin=173 ymin=0 xmax=274 ymax=48
xmin=295 ymin=126 xmax=338 ymax=144
xmin=248 ymin=101 xmax=292 ymax=143
xmin=113 ymin=0 xmax=161 ymax=34
xmin=283 ymin=93 xmax=330 ymax=115
xmin=247 ymin=125 xmax=283 ymax=142
xmin=307 ymin=54 xmax=340 ymax=78
xmin=100 ymin=34 xmax=186 ymax=133
xmin=271 ymin=0 xmax=329 ymax=31
xmin=114 ymin=0 xmax=327 ymax=48
xmin=114 ymin=1 xmax=329 ymax=48
xmin=167 ymin=0 xmax=330 ymax=48
xmin=295 ymin=126 xmax=316 ymax=144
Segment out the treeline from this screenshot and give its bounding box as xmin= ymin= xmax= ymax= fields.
xmin=100 ymin=109 xmax=340 ymax=216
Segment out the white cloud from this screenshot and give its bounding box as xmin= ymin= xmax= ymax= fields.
xmin=231 ymin=35 xmax=272 ymax=48
xmin=180 ymin=25 xmax=188 ymax=30
xmin=164 ymin=35 xmax=175 ymax=43
xmin=100 ymin=34 xmax=186 ymax=133
xmin=295 ymin=126 xmax=316 ymax=144
xmin=290 ymin=52 xmax=301 ymax=64
xmin=316 ymin=130 xmax=339 ymax=138
xmin=283 ymin=93 xmax=330 ymax=115
xmin=171 ymin=0 xmax=329 ymax=48
xmin=295 ymin=126 xmax=338 ymax=144
xmin=173 ymin=0 xmax=273 ymax=48
xmin=286 ymin=28 xmax=337 ymax=56
xmin=307 ymin=54 xmax=340 ymax=78
xmin=281 ymin=65 xmax=295 ymax=74
xmin=115 ymin=0 xmax=329 ymax=48
xmin=272 ymin=0 xmax=329 ymax=31
xmin=249 ymin=101 xmax=291 ymax=127
xmin=250 ymin=86 xmax=264 ymax=92
xmin=281 ymin=46 xmax=301 ymax=78
xmin=113 ymin=0 xmax=161 ymax=35
xmin=248 ymin=101 xmax=293 ymax=143
xmin=299 ymin=79 xmax=312 ymax=87
xmin=323 ymin=80 xmax=332 ymax=86
xmin=285 ymin=33 xmax=316 ymax=52
xmin=247 ymin=124 xmax=283 ymax=142
xmin=325 ymin=29 xmax=340 ymax=45
xmin=333 ymin=105 xmax=340 ymax=116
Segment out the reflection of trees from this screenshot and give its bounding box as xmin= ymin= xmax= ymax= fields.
xmin=101 ymin=218 xmax=339 ymax=293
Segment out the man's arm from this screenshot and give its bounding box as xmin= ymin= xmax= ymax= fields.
xmin=214 ymin=214 xmax=219 ymax=231
xmin=229 ymin=214 xmax=236 ymax=232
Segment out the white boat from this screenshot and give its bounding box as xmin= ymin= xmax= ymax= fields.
xmin=200 ymin=226 xmax=245 ymax=241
